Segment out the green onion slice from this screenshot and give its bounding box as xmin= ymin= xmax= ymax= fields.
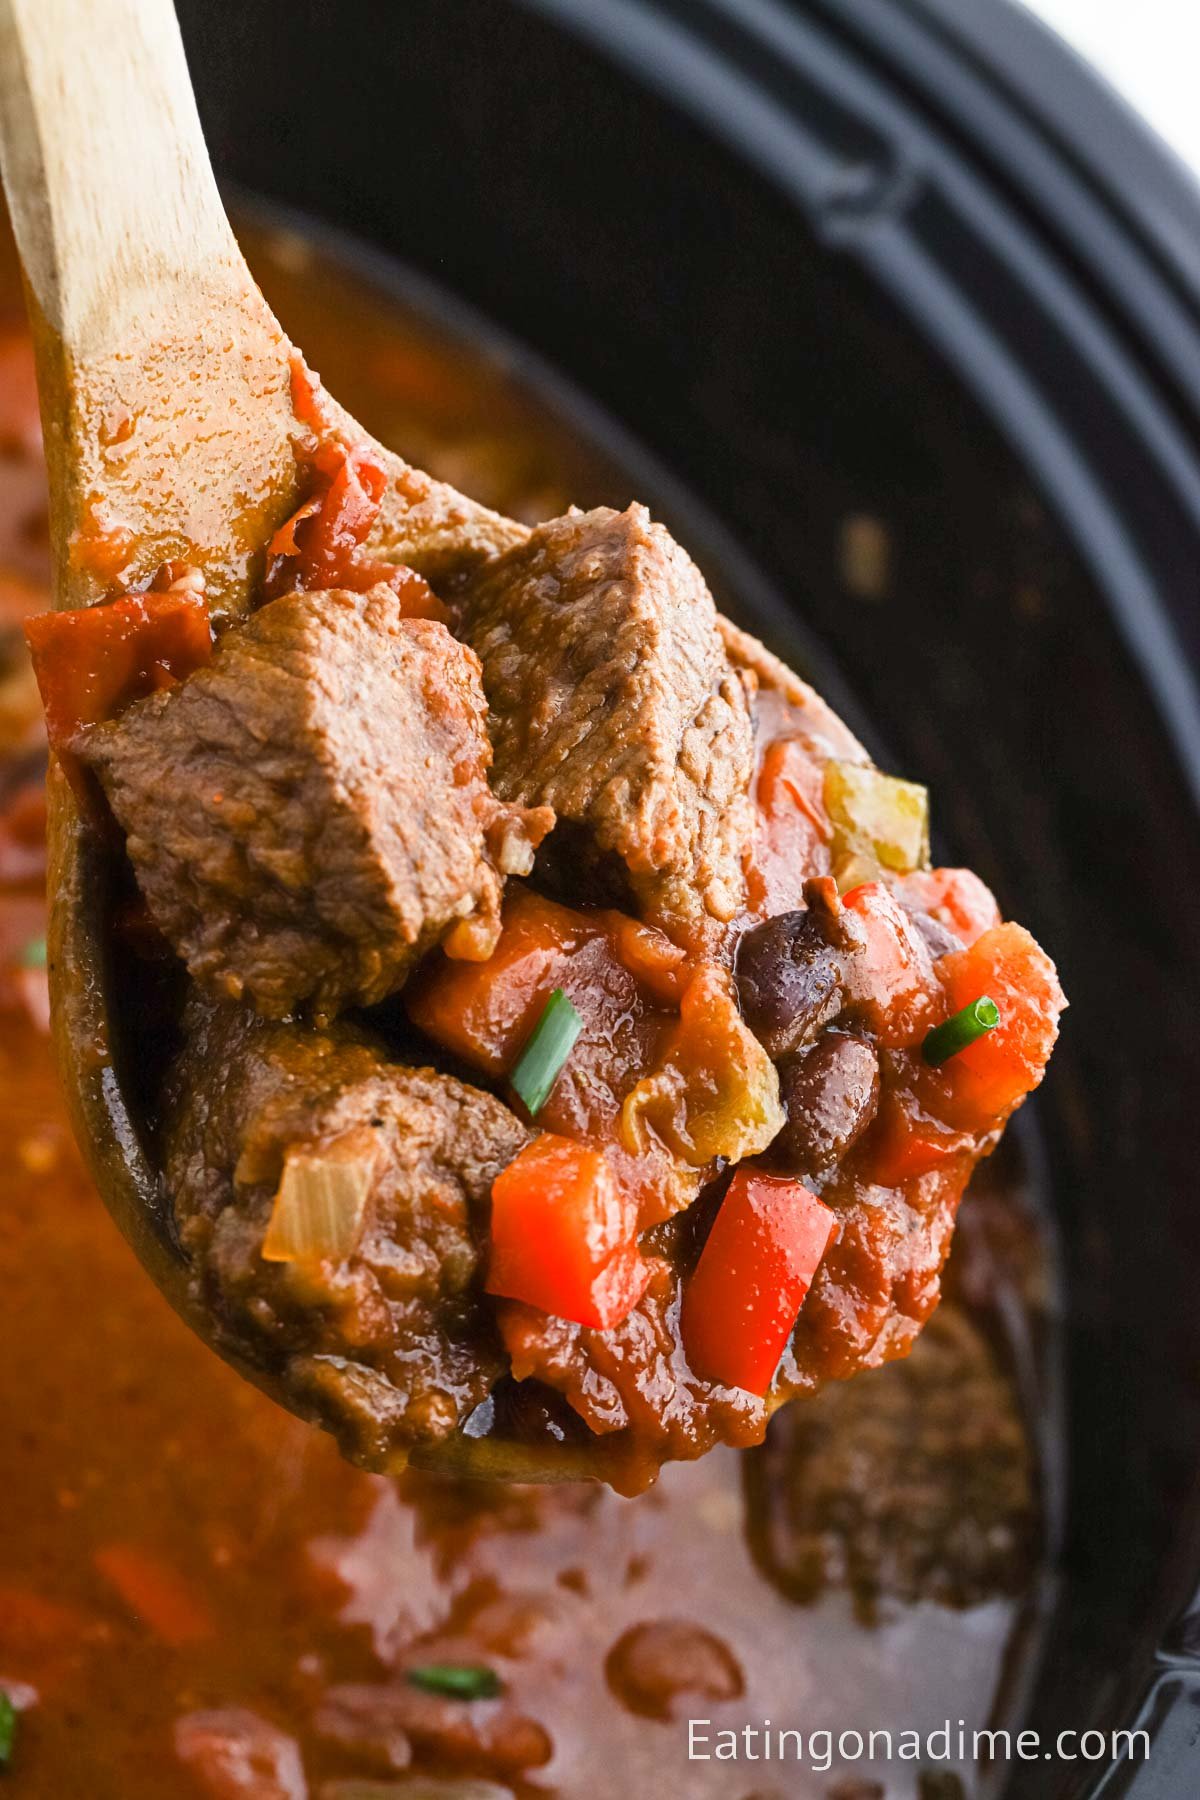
xmin=510 ymin=988 xmax=583 ymax=1116
xmin=922 ymin=995 xmax=1001 ymax=1067
xmin=406 ymin=1662 xmax=501 ymax=1700
xmin=19 ymin=936 xmax=46 ymax=970
xmin=0 ymin=1691 xmax=17 ymax=1768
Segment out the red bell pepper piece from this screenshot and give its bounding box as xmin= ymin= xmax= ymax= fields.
xmin=0 ymin=1583 xmax=101 ymax=1695
xmin=93 ymin=1543 xmax=215 ymax=1646
xmin=486 ymin=1134 xmax=650 ymax=1330
xmin=682 ymin=1169 xmax=838 ymax=1395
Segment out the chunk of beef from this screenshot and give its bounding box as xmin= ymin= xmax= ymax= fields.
xmin=747 ymin=1303 xmax=1035 ymax=1621
xmin=78 ymin=586 xmax=549 ymax=1022
xmin=460 ymin=505 xmax=755 ymax=945
xmin=161 ymin=997 xmax=531 ymax=1461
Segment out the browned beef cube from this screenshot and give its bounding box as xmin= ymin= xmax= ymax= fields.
xmin=461 ymin=505 xmax=755 ymax=947
xmin=78 ymin=585 xmax=549 ymax=1022
xmin=746 ymin=1304 xmax=1035 ymax=1619
xmin=162 ymin=996 xmax=531 ymax=1460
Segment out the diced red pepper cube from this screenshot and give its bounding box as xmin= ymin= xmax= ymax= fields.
xmin=407 ymin=887 xmax=583 ymax=1077
xmin=681 ymin=1170 xmax=838 ymax=1395
xmin=486 ymin=1134 xmax=650 ymax=1329
xmin=276 ymin=437 xmax=387 ymax=570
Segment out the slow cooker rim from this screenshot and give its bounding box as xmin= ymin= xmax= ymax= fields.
xmin=521 ymin=0 xmax=1200 ymax=821
xmin=514 ymin=1 xmax=1200 ymax=1792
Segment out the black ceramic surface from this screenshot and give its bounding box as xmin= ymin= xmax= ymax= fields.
xmin=172 ymin=1 xmax=1200 ymax=1792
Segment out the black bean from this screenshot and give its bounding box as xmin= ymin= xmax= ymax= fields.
xmin=735 ymin=908 xmax=847 ymax=1059
xmin=773 ymin=1032 xmax=880 ymax=1177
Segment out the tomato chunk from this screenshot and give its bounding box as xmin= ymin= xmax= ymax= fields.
xmin=486 ymin=1134 xmax=650 ymax=1329
xmin=406 ymin=887 xmax=584 ymax=1076
xmin=408 ymin=887 xmax=698 ymax=1225
xmin=866 ymin=1079 xmax=972 ymax=1184
xmin=934 ymin=922 xmax=1066 ymax=1129
xmin=25 ymin=588 xmax=213 ymax=756
xmin=892 ymin=866 xmax=1000 ymax=949
xmin=841 ymin=880 xmax=938 ymax=1047
xmin=266 ymin=428 xmax=445 ymax=621
xmin=746 ymin=736 xmax=832 ymax=917
xmin=682 ymin=1170 xmax=837 ymax=1394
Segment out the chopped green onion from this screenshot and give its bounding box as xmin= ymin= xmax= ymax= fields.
xmin=510 ymin=988 xmax=582 ymax=1116
xmin=19 ymin=936 xmax=46 ymax=970
xmin=0 ymin=1691 xmax=17 ymax=1768
xmin=923 ymin=995 xmax=1001 ymax=1067
xmin=406 ymin=1663 xmax=501 ymax=1700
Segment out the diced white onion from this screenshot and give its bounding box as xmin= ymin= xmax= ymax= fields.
xmin=261 ymin=1129 xmax=380 ymax=1264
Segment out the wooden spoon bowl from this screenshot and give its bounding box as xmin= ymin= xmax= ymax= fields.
xmin=0 ymin=0 xmax=585 ymax=1482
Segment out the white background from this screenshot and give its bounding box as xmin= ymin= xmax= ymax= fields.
xmin=1024 ymin=0 xmax=1200 ymax=176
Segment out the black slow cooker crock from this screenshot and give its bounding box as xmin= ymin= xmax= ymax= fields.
xmin=171 ymin=1 xmax=1200 ymax=1792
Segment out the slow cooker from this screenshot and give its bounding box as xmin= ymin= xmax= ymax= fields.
xmin=170 ymin=2 xmax=1200 ymax=1791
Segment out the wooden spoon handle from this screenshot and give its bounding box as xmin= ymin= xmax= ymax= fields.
xmin=0 ymin=0 xmax=245 ymax=353
xmin=0 ymin=0 xmax=299 ymax=616
xmin=0 ymin=0 xmax=525 ymax=613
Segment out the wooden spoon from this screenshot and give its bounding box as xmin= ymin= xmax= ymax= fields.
xmin=0 ymin=0 xmax=598 ymax=1481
